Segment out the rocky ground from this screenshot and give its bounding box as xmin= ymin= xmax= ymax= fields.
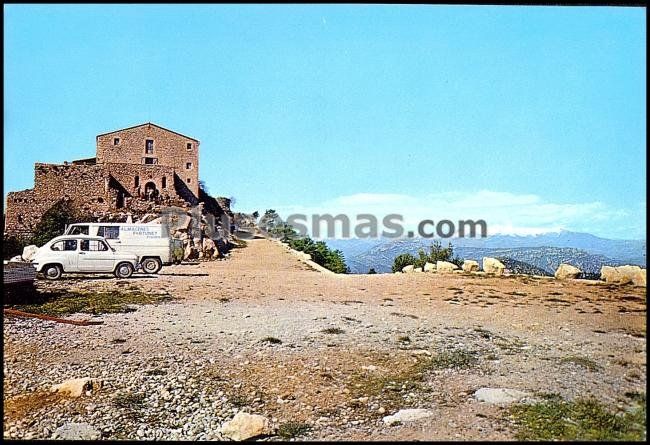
xmin=3 ymin=238 xmax=646 ymax=440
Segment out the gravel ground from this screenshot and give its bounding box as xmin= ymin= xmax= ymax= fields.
xmin=3 ymin=239 xmax=646 ymax=440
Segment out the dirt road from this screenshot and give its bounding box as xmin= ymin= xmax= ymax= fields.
xmin=3 ymin=238 xmax=646 ymax=440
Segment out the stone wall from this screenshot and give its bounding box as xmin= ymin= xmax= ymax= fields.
xmin=96 ymin=123 xmax=199 ymax=197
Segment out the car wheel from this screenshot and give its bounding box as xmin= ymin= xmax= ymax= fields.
xmin=141 ymin=258 xmax=162 ymax=274
xmin=43 ymin=264 xmax=63 ymax=280
xmin=114 ymin=262 xmax=134 ymax=279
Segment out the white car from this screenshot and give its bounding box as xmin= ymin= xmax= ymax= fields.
xmin=32 ymin=235 xmax=140 ymax=280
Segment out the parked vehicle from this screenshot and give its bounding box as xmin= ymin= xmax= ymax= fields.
xmin=64 ymin=223 xmax=179 ymax=273
xmin=32 ymin=235 xmax=140 ymax=280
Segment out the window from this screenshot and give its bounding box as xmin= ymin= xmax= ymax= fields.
xmin=97 ymin=226 xmax=120 ymax=239
xmin=161 ymin=176 xmax=167 ymax=188
xmin=135 ymin=176 xmax=140 ymax=187
xmin=51 ymin=240 xmax=77 ymax=251
xmin=186 ymin=162 xmax=193 ymax=169
xmin=143 ymin=157 xmax=158 ymax=165
xmin=113 ymin=138 xmax=120 ymax=145
xmin=187 ymin=178 xmax=191 ymax=183
xmin=145 ymin=139 xmax=154 ymax=154
xmin=81 ymin=239 xmax=108 ymax=251
xmin=187 ymin=143 xmax=192 ymax=150
xmin=69 ymin=225 xmax=89 ymax=235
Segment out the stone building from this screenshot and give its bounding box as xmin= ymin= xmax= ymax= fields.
xmin=5 ymin=122 xmax=226 ymax=239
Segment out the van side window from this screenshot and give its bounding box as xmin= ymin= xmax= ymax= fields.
xmin=69 ymin=226 xmax=89 ymax=235
xmin=98 ymin=226 xmax=120 ymax=239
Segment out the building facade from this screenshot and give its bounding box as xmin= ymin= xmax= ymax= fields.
xmin=5 ymin=123 xmax=207 ymax=239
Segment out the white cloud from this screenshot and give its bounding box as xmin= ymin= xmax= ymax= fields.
xmin=273 ymin=191 xmax=645 ymax=239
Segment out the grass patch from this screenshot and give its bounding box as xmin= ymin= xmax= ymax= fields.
xmin=228 ymin=391 xmax=250 ymax=408
xmin=509 ymin=397 xmax=646 ymax=441
xmin=277 ymin=421 xmax=311 ymax=439
xmin=560 ymin=356 xmax=602 ymax=372
xmin=113 ymin=392 xmax=145 ymax=409
xmin=322 ymin=327 xmax=345 ymax=335
xmin=430 ymin=349 xmax=479 ymax=370
xmin=349 ymin=356 xmax=435 ymax=408
xmin=12 ymin=289 xmax=173 ymax=316
xmin=261 ymin=336 xmax=283 ymax=344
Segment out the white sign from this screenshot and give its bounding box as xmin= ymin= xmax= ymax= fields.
xmin=120 ymin=225 xmax=163 ymax=238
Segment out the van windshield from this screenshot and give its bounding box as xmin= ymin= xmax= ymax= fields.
xmin=68 ymin=225 xmax=89 ymax=235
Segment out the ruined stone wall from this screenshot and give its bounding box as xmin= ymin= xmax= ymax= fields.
xmin=33 ymin=163 xmax=113 ymax=208
xmin=96 ymin=123 xmax=199 ymax=196
xmin=4 ymin=190 xmax=46 ymax=238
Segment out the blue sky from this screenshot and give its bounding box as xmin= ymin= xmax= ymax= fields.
xmin=3 ymin=5 xmax=646 ymax=239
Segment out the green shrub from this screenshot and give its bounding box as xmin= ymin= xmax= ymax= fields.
xmin=288 ymin=236 xmax=349 ymax=274
xmin=393 ymin=241 xmax=464 ymax=271
xmin=509 ymin=397 xmax=646 ymax=441
xmin=392 ymin=253 xmax=417 ymax=272
xmin=30 ymin=199 xmax=79 ymax=247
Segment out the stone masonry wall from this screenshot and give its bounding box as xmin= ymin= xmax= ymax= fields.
xmin=96 ymin=123 xmax=199 ymax=197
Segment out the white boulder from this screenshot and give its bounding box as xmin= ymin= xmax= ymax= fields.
xmin=22 ymin=245 xmax=39 ymax=261
xmin=554 ymin=263 xmax=582 ymax=280
xmin=383 ymin=408 xmax=435 ymax=425
xmin=50 ymin=378 xmax=103 ymax=398
xmin=474 ymin=387 xmax=530 ymax=405
xmin=483 ymin=257 xmax=505 ymax=275
xmin=423 ymin=262 xmax=436 ymax=272
xmin=601 ymin=265 xmax=646 ymax=286
xmin=402 ymin=265 xmax=415 ymax=273
xmin=436 ymin=261 xmax=459 ymax=273
xmin=220 ymin=412 xmax=272 ymax=441
xmin=462 ymin=260 xmax=479 ymax=272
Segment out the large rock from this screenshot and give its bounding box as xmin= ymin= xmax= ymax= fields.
xmin=462 ymin=260 xmax=479 ymax=272
xmin=50 ymin=378 xmax=102 ymax=398
xmin=54 ymin=422 xmax=100 ymax=440
xmin=414 ymin=267 xmax=423 ymax=273
xmin=436 ymin=261 xmax=459 ymax=273
xmin=554 ymin=263 xmax=582 ymax=280
xmin=202 ymin=237 xmax=216 ymax=256
xmin=601 ymin=265 xmax=646 ymax=286
xmin=423 ymin=262 xmax=436 ymax=272
xmin=402 ymin=265 xmax=415 ymax=273
xmin=184 ymin=245 xmax=199 ymax=260
xmin=22 ymin=245 xmax=39 ymax=261
xmin=474 ymin=388 xmax=530 ymax=405
xmin=220 ymin=412 xmax=272 ymax=441
xmin=483 ymin=257 xmax=505 ymax=275
xmin=383 ymin=408 xmax=435 ymax=425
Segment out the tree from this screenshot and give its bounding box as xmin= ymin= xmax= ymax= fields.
xmin=368 ymin=268 xmax=377 ymax=274
xmin=392 ymin=253 xmax=417 ymax=272
xmin=30 ymin=199 xmax=79 ymax=247
xmin=393 ymin=242 xmax=464 ymax=270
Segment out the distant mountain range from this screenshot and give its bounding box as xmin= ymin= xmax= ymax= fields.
xmin=324 ymin=231 xmax=646 ymax=274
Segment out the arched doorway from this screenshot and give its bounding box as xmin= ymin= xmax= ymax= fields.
xmin=144 ymin=181 xmax=159 ymax=201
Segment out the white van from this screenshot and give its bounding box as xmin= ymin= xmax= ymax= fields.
xmin=64 ymin=223 xmax=183 ymax=273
